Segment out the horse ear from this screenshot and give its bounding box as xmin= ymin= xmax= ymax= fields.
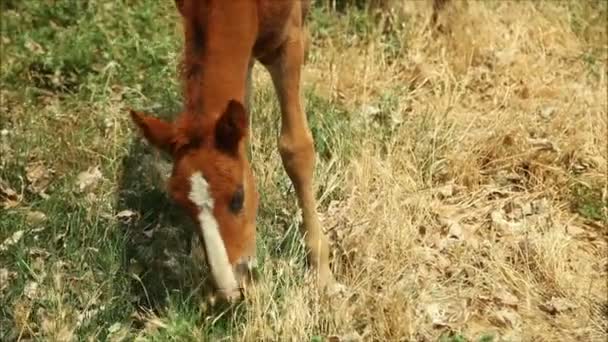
xmin=174 ymin=0 xmax=185 ymax=16
xmin=129 ymin=109 xmax=176 ymax=155
xmin=215 ymin=100 xmax=248 ymax=155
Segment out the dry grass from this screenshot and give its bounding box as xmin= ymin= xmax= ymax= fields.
xmin=1 ymin=1 xmax=606 ymax=341
xmin=238 ymin=1 xmax=607 ymax=340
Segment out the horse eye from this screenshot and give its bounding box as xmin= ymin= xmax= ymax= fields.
xmin=229 ymin=185 xmax=244 ymax=213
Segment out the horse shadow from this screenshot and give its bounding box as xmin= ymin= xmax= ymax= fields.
xmin=115 ymin=108 xmax=213 ymax=314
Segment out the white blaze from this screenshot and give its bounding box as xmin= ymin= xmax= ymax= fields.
xmin=188 ymin=172 xmax=238 ymax=294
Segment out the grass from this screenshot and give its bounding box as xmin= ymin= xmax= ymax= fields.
xmin=1 ymin=0 xmax=607 ymax=341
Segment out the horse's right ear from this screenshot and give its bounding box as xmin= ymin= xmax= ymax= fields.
xmin=129 ymin=109 xmax=176 ymax=155
xmin=214 ymin=100 xmax=248 ymax=155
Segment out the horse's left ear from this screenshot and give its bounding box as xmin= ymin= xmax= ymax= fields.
xmin=215 ymin=100 xmax=248 ymax=155
xmin=129 ymin=109 xmax=176 ymax=155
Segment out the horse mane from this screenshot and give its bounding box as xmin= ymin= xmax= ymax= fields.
xmin=181 ymin=0 xmax=209 ymax=115
xmin=173 ymin=0 xmax=211 ymax=149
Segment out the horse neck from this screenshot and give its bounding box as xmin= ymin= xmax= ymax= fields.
xmin=195 ymin=52 xmax=250 ymax=116
xmin=182 ymin=2 xmax=257 ymax=124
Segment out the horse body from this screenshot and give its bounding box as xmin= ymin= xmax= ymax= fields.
xmin=130 ymin=0 xmax=329 ymax=301
xmin=130 ymin=0 xmax=450 ymax=302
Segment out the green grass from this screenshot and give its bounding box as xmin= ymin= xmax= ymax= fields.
xmin=0 ymin=1 xmax=357 ymax=340
xmin=1 ymin=3 xmax=186 ymax=339
xmin=569 ymin=182 xmax=606 ymax=222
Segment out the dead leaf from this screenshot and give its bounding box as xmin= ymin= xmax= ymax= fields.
xmin=142 ymin=227 xmax=155 ymax=239
xmin=116 ymin=209 xmax=138 ymax=224
xmin=327 ymin=331 xmax=362 ymax=342
xmin=23 ymin=281 xmax=39 ymax=299
xmin=76 ymin=166 xmax=103 ymax=193
xmin=447 ymin=221 xmax=463 ymax=240
xmin=76 ymin=309 xmax=100 ymax=327
xmin=495 ymin=47 xmax=517 ymax=66
xmin=139 ymin=313 xmax=168 ymax=332
xmin=326 ymin=282 xmax=348 ymax=298
xmin=494 ymin=288 xmax=519 ymax=308
xmin=30 ymin=227 xmax=46 ymax=234
xmin=429 ymin=231 xmax=449 ymax=251
xmin=486 ymin=187 xmax=512 ymax=199
xmin=435 ymin=253 xmax=451 ymax=271
xmin=0 ymin=269 xmax=8 ymax=289
xmin=426 ymin=303 xmax=449 ymax=328
xmin=527 ymin=137 xmax=559 ymax=153
xmin=107 ymin=322 xmax=121 ymax=334
xmin=30 ymin=256 xmax=48 ymax=282
xmin=361 ymin=104 xmax=381 ymax=117
xmin=26 ymin=161 xmax=53 ymax=197
xmin=521 ymin=202 xmax=533 ymax=216
xmin=0 ymin=178 xmax=22 ymax=208
xmin=566 ymin=225 xmax=587 ymax=237
xmin=490 ymin=210 xmax=523 ymax=234
xmin=108 ymin=324 xmax=131 ymax=342
xmin=490 ymin=309 xmax=519 ymax=328
xmin=26 ymin=210 xmax=48 ymax=225
xmin=506 ymin=204 xmax=523 ymax=220
xmin=116 ymin=209 xmax=135 ymax=218
xmin=0 ymin=268 xmax=17 ymax=292
xmin=0 ymin=230 xmax=24 ymax=251
xmin=531 ymin=198 xmax=549 ymax=215
xmin=505 ymin=172 xmax=522 ymax=182
xmin=539 ymin=297 xmax=577 ymax=315
xmin=572 ymin=162 xmax=587 ymax=173
xmin=477 ymin=294 xmax=492 ymax=303
xmin=29 ymin=247 xmax=51 ymax=259
xmin=54 ymin=231 xmax=67 ymax=246
xmin=539 ymin=106 xmax=556 ymax=120
xmin=436 ymin=184 xmax=455 ymax=199
xmin=25 ymin=39 xmax=44 ymax=54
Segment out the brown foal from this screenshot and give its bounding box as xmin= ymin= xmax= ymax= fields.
xmin=129 ymin=0 xmax=331 ymax=301
xmin=129 ymin=0 xmax=451 ymax=302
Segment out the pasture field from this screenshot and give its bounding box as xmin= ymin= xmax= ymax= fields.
xmin=1 ymin=0 xmax=606 ymax=341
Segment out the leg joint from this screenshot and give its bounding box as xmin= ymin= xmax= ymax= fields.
xmin=278 ymin=132 xmax=314 ymax=162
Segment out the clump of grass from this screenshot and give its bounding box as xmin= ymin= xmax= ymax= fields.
xmin=306 ymin=89 xmax=354 ymax=162
xmin=570 ymin=182 xmax=606 ymax=222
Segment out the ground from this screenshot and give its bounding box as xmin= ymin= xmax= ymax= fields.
xmin=0 ymin=0 xmax=606 ymax=341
